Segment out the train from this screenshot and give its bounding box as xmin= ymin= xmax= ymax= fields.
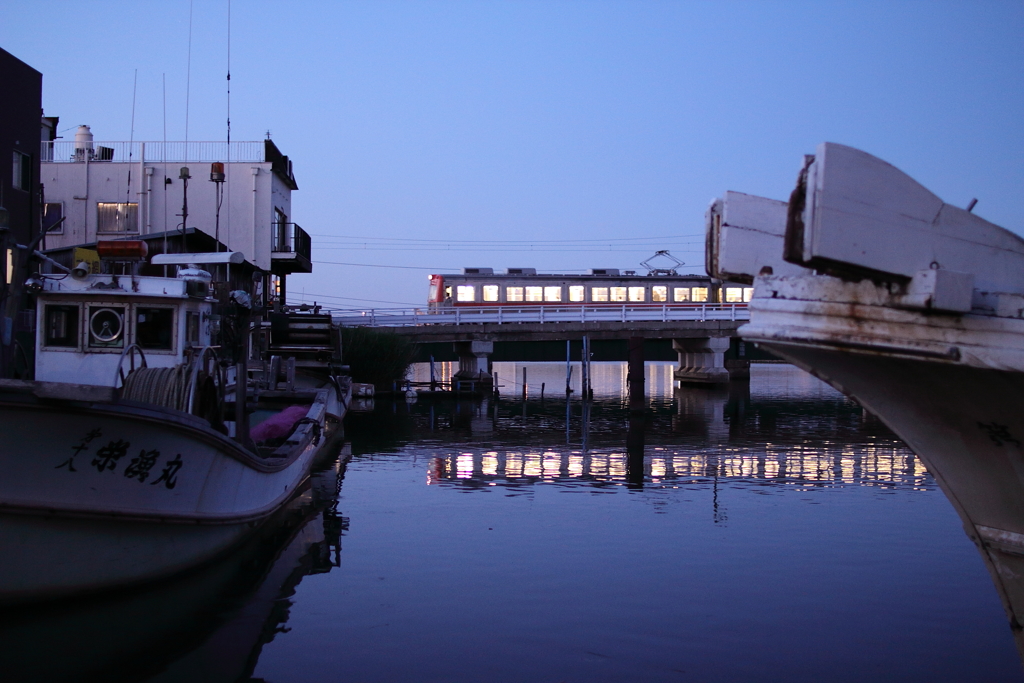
xmin=427 ymin=267 xmax=753 ymax=309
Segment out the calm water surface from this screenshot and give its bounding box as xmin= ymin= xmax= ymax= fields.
xmin=2 ymin=363 xmax=1020 ymax=682
xmin=253 ymin=363 xmax=1020 ymax=682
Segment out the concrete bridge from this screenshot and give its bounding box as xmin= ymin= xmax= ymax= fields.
xmin=331 ymin=304 xmax=753 ymax=386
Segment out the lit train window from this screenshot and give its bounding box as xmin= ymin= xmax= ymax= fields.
xmin=591 ymin=287 xmax=609 ymax=302
xmin=525 ymin=287 xmax=543 ymax=302
xmin=569 ymin=286 xmax=584 ymax=302
xmin=725 ymin=287 xmax=743 ymax=303
xmin=456 ymin=285 xmax=475 ymax=302
xmin=482 ymin=285 xmax=499 ymax=302
xmin=743 ymin=287 xmax=754 ymax=302
xmin=691 ymin=287 xmax=708 ymax=302
xmin=652 ymin=286 xmax=667 ymax=302
xmin=674 ymin=288 xmax=691 ymax=302
xmin=544 ymin=286 xmax=562 ymax=302
xmin=628 ymin=287 xmax=645 ymax=302
xmin=610 ymin=287 xmax=627 ymax=302
xmin=506 ymin=287 xmax=524 ymax=302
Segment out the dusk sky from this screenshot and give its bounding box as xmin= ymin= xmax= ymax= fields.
xmin=3 ymin=1 xmax=1022 ymax=307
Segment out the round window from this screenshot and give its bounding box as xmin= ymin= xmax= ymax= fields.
xmin=90 ymin=308 xmax=123 ymax=343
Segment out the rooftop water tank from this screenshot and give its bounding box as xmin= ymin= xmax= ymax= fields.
xmin=73 ymin=125 xmax=94 ymax=161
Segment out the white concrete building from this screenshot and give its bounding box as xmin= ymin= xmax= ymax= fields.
xmin=39 ymin=127 xmax=310 ymax=300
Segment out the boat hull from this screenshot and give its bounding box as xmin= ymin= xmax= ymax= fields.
xmin=0 ymin=383 xmax=328 ymax=602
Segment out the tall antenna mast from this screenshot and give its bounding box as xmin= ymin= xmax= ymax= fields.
xmin=185 ymin=0 xmax=194 ymax=146
xmin=124 ymin=69 xmax=138 ymax=236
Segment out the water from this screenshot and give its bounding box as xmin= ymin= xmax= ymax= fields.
xmin=2 ymin=363 xmax=1020 ymax=681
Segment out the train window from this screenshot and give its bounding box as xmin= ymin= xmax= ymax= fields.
xmin=136 ymin=307 xmax=174 ymax=350
xmin=569 ymin=286 xmax=584 ymax=302
xmin=44 ymin=305 xmax=79 ymax=347
xmin=506 ymin=287 xmax=524 ymax=302
xmin=482 ymin=285 xmax=499 ymax=302
xmin=610 ymin=287 xmax=627 ymax=302
xmin=544 ymin=286 xmax=562 ymax=302
xmin=652 ymin=286 xmax=667 ymax=302
xmin=628 ymin=287 xmax=645 ymax=302
xmin=692 ymin=287 xmax=709 ymax=302
xmin=444 ymin=286 xmax=453 ymax=300
xmin=724 ymin=287 xmax=743 ymax=303
xmin=456 ymin=285 xmax=476 ymax=302
xmin=591 ymin=287 xmax=609 ymax=302
xmin=744 ymin=287 xmax=754 ymax=302
xmin=674 ymin=288 xmax=691 ymax=302
xmin=525 ymin=286 xmax=543 ymax=302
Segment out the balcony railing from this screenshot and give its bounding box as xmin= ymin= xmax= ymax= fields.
xmin=41 ymin=140 xmax=266 ymax=163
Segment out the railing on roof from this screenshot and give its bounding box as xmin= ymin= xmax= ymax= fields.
xmin=41 ymin=141 xmax=266 ymax=163
xmin=331 ymin=304 xmax=750 ymax=327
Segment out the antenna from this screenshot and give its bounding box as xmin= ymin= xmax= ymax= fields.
xmin=124 ymin=69 xmax=138 ymax=236
xmin=227 ymin=0 xmax=231 ymax=149
xmin=185 ymin=0 xmax=194 ymax=146
xmin=162 ymin=73 xmax=168 ymax=275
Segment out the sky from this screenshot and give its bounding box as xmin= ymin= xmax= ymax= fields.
xmin=3 ymin=1 xmax=1023 ymax=308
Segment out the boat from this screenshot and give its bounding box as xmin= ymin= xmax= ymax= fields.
xmin=707 ymin=142 xmax=1024 ymax=656
xmin=0 ymin=241 xmax=345 ymax=603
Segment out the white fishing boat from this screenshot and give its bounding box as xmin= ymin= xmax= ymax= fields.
xmin=708 ymin=142 xmax=1024 ymax=655
xmin=0 ymin=242 xmax=338 ymax=603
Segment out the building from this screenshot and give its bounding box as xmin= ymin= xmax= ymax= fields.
xmin=40 ymin=130 xmax=311 ymax=304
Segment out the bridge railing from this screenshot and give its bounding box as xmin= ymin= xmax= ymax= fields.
xmin=331 ymin=304 xmax=750 ymax=327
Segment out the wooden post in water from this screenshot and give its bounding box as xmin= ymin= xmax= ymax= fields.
xmin=522 ymin=366 xmax=527 ymax=400
xmin=628 ymin=336 xmax=645 ymax=414
xmin=565 ymin=340 xmax=572 ymax=394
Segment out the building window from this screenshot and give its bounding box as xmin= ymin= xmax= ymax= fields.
xmin=456 ymin=285 xmax=476 ymax=302
xmin=591 ymin=287 xmax=609 ymax=302
xmin=482 ymin=285 xmax=499 ymax=302
xmin=691 ymin=287 xmax=709 ymax=302
xmin=724 ymin=287 xmax=744 ymax=303
xmin=97 ymin=203 xmax=138 ymax=233
xmin=506 ymin=286 xmax=524 ymax=302
xmin=569 ymin=286 xmax=585 ymax=302
xmin=12 ymin=151 xmax=30 ymax=191
xmin=136 ymin=307 xmax=175 ymax=350
xmin=525 ymin=286 xmax=543 ymax=302
xmin=610 ymin=287 xmax=627 ymax=302
xmin=674 ymin=287 xmax=691 ymax=302
xmin=44 ymin=305 xmax=79 ymax=347
xmin=628 ymin=287 xmax=645 ymax=302
xmin=42 ymin=203 xmax=64 ymax=234
xmin=543 ymin=286 xmax=562 ymax=302
xmin=652 ymin=286 xmax=667 ymax=302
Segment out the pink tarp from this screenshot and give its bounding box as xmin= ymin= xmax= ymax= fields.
xmin=251 ymin=404 xmax=310 ymax=442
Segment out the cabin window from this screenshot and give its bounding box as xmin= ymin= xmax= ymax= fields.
xmin=88 ymin=306 xmax=125 ymax=349
xmin=591 ymin=287 xmax=609 ymax=302
xmin=610 ymin=287 xmax=627 ymax=303
xmin=525 ymin=286 xmax=543 ymax=302
xmin=136 ymin=307 xmax=174 ymax=350
xmin=482 ymin=285 xmax=499 ymax=302
xmin=44 ymin=305 xmax=79 ymax=347
xmin=569 ymin=286 xmax=585 ymax=302
xmin=691 ymin=287 xmax=709 ymax=302
xmin=544 ymin=286 xmax=562 ymax=302
xmin=674 ymin=287 xmax=691 ymax=302
xmin=743 ymin=287 xmax=754 ymax=302
xmin=186 ymin=311 xmax=201 ymax=345
xmin=724 ymin=287 xmax=744 ymax=303
xmin=652 ymin=286 xmax=667 ymax=302
xmin=97 ymin=202 xmax=139 ymax=233
xmin=456 ymin=285 xmax=476 ymax=302
xmin=628 ymin=287 xmax=645 ymax=302
xmin=506 ymin=286 xmax=524 ymax=302
xmin=12 ymin=151 xmax=30 ymax=191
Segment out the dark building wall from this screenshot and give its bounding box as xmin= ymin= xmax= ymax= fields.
xmin=0 ymin=47 xmax=43 ymax=246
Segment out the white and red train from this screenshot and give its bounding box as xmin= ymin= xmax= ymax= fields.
xmin=427 ymin=268 xmax=752 ymax=309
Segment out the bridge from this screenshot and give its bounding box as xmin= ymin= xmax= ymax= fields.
xmin=330 ymin=304 xmax=753 ymax=386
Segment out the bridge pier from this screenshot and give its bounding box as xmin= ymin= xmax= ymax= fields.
xmin=453 ymin=340 xmax=494 ymax=386
xmin=673 ymin=337 xmax=749 ymax=385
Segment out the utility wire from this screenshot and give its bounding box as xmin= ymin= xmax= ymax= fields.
xmin=313 ymin=260 xmax=460 ymax=270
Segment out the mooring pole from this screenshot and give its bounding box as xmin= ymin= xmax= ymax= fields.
xmin=522 ymin=366 xmax=527 ymax=400
xmin=628 ymin=336 xmax=645 ymax=414
xmin=565 ymin=339 xmax=572 ymax=394
xmin=430 ymin=354 xmax=436 ymax=391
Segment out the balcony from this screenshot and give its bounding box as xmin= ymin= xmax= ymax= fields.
xmin=272 ymin=223 xmax=312 ymax=274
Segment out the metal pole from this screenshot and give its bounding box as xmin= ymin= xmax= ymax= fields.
xmin=566 ymin=339 xmax=572 ymax=394
xmin=522 ymin=366 xmax=527 ymax=400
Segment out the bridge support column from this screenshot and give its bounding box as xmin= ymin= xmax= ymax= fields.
xmin=453 ymin=341 xmax=494 ymax=387
xmin=673 ymin=337 xmax=743 ymax=385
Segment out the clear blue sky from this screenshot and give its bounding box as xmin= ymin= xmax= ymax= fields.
xmin=3 ymin=1 xmax=1022 ymax=307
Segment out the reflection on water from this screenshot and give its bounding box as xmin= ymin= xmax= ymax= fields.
xmin=0 ymin=449 xmax=351 ymax=683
